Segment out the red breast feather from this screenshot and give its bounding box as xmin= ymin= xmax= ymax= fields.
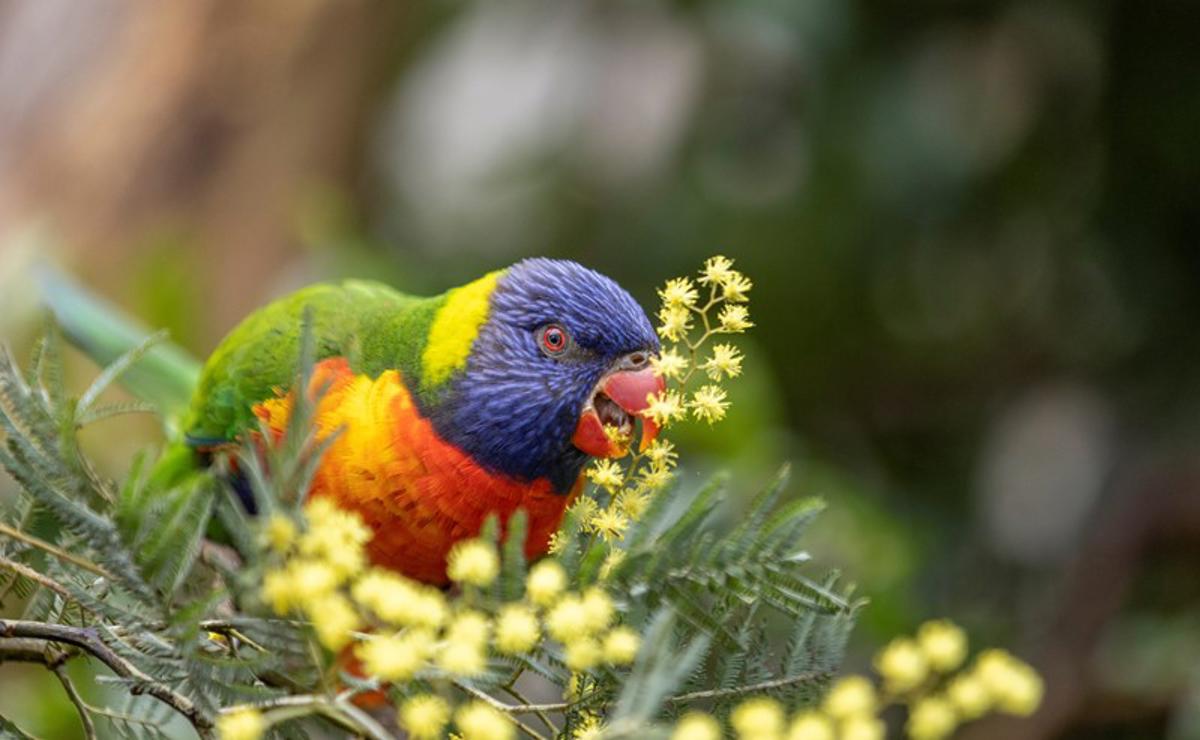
xmin=254 ymin=357 xmax=579 ymax=584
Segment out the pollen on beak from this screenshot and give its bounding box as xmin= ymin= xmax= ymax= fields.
xmin=572 ymin=362 xmax=665 ymax=458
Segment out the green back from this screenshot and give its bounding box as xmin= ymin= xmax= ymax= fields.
xmin=184 ymin=280 xmax=444 ymax=442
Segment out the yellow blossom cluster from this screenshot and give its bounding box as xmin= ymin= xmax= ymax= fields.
xmin=541 ymin=585 xmax=640 ymax=671
xmin=662 ymin=619 xmax=1042 ymax=740
xmin=546 ymin=256 xmax=756 ymax=560
xmin=575 ymin=256 xmax=752 ymax=556
xmin=574 ymin=438 xmax=678 ymax=546
xmin=656 ymin=255 xmax=752 ymax=345
xmin=654 ymin=255 xmax=752 ymax=397
xmin=447 ymin=539 xmax=500 ymax=586
xmin=400 ymin=694 xmax=452 ymax=739
xmin=259 ymin=498 xmax=373 ymax=651
xmin=238 ymin=501 xmax=642 ymax=740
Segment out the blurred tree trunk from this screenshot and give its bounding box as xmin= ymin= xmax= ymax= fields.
xmin=0 ymin=0 xmax=397 ymax=345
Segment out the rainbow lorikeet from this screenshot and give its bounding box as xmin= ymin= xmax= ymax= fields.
xmin=178 ymin=259 xmax=663 ymax=584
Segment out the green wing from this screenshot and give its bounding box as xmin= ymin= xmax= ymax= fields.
xmin=184 ymin=280 xmax=434 ymax=443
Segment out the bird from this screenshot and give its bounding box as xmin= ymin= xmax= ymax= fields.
xmin=174 ymin=258 xmax=663 ymax=584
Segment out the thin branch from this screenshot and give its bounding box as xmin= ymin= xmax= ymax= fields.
xmin=0 ymin=640 xmax=102 ymax=740
xmin=0 ymin=522 xmax=112 ymax=578
xmin=76 ymin=702 xmax=164 ymax=732
xmin=222 ymin=695 xmax=394 ymax=740
xmin=51 ymin=654 xmax=98 ymax=740
xmin=0 ymin=637 xmax=57 ymax=663
xmin=453 ymin=682 xmax=551 ymax=740
xmin=195 ymin=621 xmax=268 ymax=653
xmin=448 ymin=670 xmax=833 ymax=719
xmin=500 ymin=685 xmax=558 ymax=735
xmin=332 ymin=697 xmax=398 ymax=740
xmin=0 ymin=554 xmax=73 ymax=599
xmin=0 ymin=619 xmax=212 ymax=738
xmin=665 ymin=670 xmax=831 ymax=704
xmin=452 ymin=685 xmax=568 ymax=715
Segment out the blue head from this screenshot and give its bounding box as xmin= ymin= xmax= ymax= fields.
xmin=427 ymin=259 xmax=661 ymax=492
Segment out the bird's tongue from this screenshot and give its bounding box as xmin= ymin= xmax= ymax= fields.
xmin=572 ymin=367 xmax=665 ymax=458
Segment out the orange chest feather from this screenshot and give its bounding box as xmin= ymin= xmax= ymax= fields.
xmin=254 ymin=358 xmax=579 ymax=584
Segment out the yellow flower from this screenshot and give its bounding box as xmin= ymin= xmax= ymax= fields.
xmin=787 ymin=712 xmax=834 ymax=740
xmin=494 ymin=605 xmax=540 ymax=655
xmin=702 ymin=343 xmax=744 ymax=380
xmin=718 ymin=304 xmax=754 ymax=333
xmin=840 ymin=715 xmax=885 ymax=740
xmin=588 ymin=507 xmax=629 ymax=541
xmin=447 ymin=611 xmax=491 ymax=646
xmin=289 ymin=559 xmax=341 ymax=604
xmin=974 ymin=650 xmax=1043 ymax=716
xmin=658 ymin=305 xmax=693 ymax=342
xmin=907 ymin=697 xmax=957 ymax=740
xmin=602 ymin=626 xmax=640 ymax=665
xmin=353 ymin=570 xmax=447 ymax=630
xmin=526 ymin=560 xmax=567 ymax=606
xmin=326 ymin=547 xmax=368 ymax=585
xmin=645 ymin=390 xmax=688 ymax=428
xmin=581 ymin=588 xmax=615 ymax=632
xmin=731 ymin=697 xmax=784 ymax=739
xmin=690 ymin=385 xmax=729 ymax=424
xmin=307 ymin=593 xmax=360 ymax=650
xmin=399 ymin=694 xmax=451 ymax=740
xmin=721 ymin=272 xmax=753 ymax=302
xmin=586 ymin=460 xmax=625 ymax=490
xmin=643 ymin=439 xmax=678 ymax=468
xmin=217 ymin=708 xmax=265 ymax=740
xmin=261 ymin=569 xmax=294 ymax=614
xmin=617 ymin=490 xmax=651 ymax=519
xmin=946 ymin=674 xmax=991 ymax=719
xmin=356 ymin=631 xmax=430 ymax=681
xmin=651 ymin=348 xmax=690 ymax=381
xmin=603 ymin=422 xmax=631 ymax=449
xmin=573 ymin=713 xmax=605 ymax=740
xmin=547 ymin=531 xmax=568 ymax=555
xmin=1000 ymin=667 xmax=1043 ymax=716
xmin=874 ymin=637 xmax=929 ymax=693
xmin=564 ymin=637 xmax=602 ymax=671
xmin=672 ymin=712 xmax=721 ymax=740
xmin=263 ymin=514 xmax=297 ymax=553
xmin=639 ymin=465 xmax=675 ymax=491
xmin=823 ymin=676 xmax=876 ymax=718
xmin=546 ymin=595 xmax=589 ymax=641
xmin=455 ymin=701 xmax=515 ymax=740
xmin=699 ymin=255 xmax=736 ymax=287
xmin=569 ymin=496 xmax=599 ymax=524
xmin=446 ymin=539 xmax=499 ymax=587
xmin=299 ymin=498 xmax=372 ymax=577
xmin=304 ymin=498 xmax=372 ymax=543
xmin=438 ymin=641 xmax=488 ymax=677
xmin=659 ymin=277 xmax=700 ymax=308
xmin=917 ymin=620 xmax=967 ymax=672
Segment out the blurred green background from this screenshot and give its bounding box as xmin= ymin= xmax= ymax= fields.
xmin=1 ymin=1 xmax=1198 ymax=738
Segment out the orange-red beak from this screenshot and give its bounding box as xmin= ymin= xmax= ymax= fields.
xmin=571 ymin=364 xmax=665 ymax=458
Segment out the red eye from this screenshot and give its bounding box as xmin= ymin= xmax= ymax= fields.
xmin=540 ymin=324 xmax=569 ymax=356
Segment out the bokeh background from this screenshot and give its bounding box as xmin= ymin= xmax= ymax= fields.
xmin=1 ymin=1 xmax=1198 ymax=738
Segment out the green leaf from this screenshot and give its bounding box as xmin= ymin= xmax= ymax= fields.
xmin=498 ymin=509 xmax=529 ymax=602
xmin=77 ymin=330 xmax=170 ymax=414
xmin=613 ymin=609 xmax=711 ymax=724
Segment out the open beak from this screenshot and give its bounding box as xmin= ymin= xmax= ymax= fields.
xmin=572 ymin=356 xmax=666 ymax=458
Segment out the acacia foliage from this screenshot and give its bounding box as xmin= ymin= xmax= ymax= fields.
xmin=0 ymin=327 xmax=859 ymax=738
